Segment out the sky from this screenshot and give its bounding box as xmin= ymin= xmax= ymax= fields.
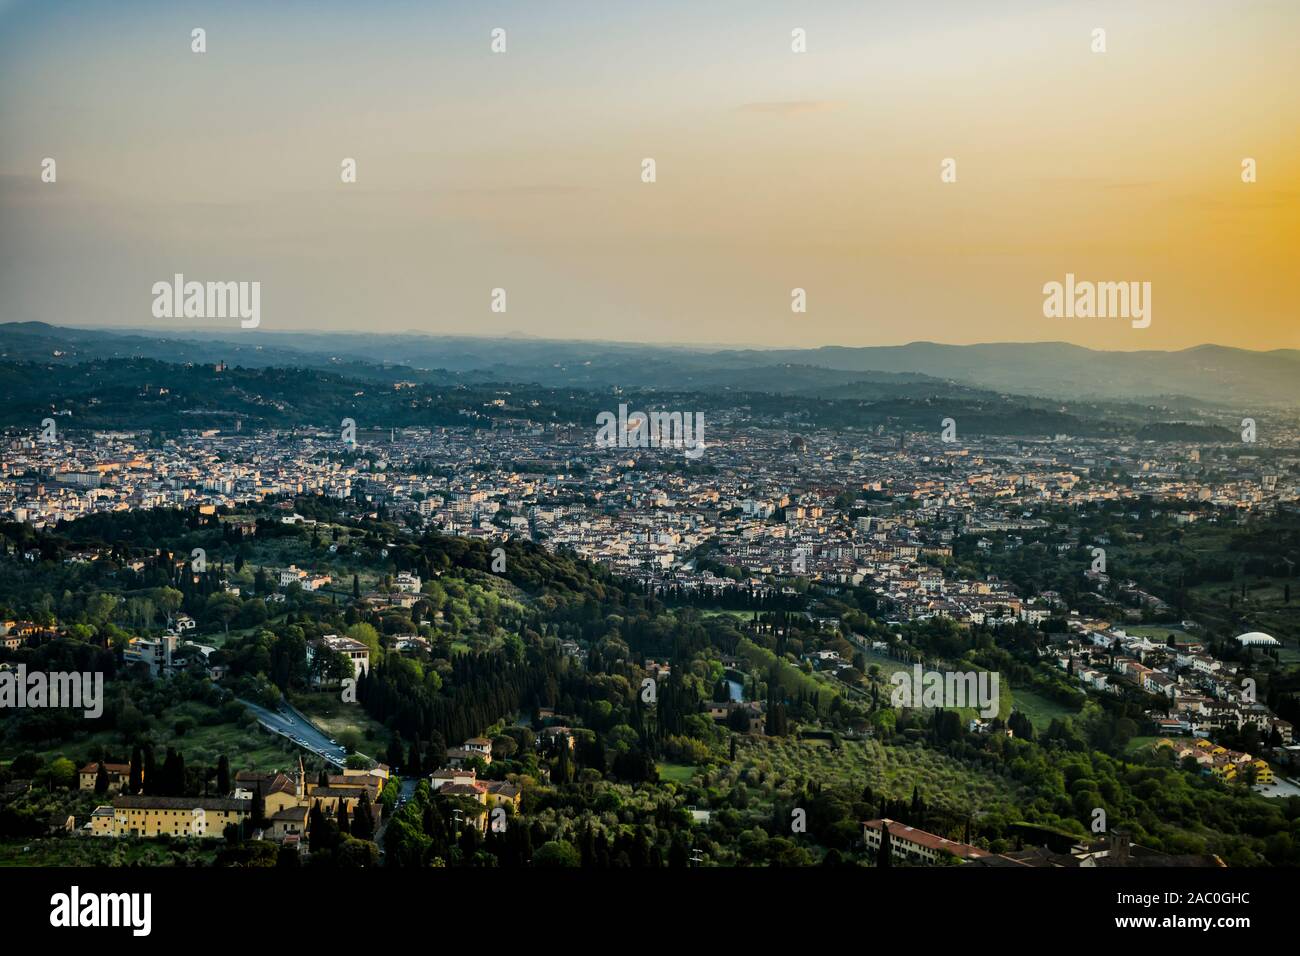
xmin=0 ymin=0 xmax=1296 ymax=351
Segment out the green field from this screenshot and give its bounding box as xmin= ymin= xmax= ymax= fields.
xmin=728 ymin=736 xmax=1025 ymax=816
xmin=1126 ymin=735 xmax=1162 ymax=752
xmin=656 ymin=762 xmax=696 ymax=785
xmin=1123 ymin=625 xmax=1194 ymax=642
xmin=1012 ymin=688 xmax=1081 ymax=732
xmin=854 ymin=646 xmax=909 ymax=677
xmin=855 ymin=652 xmax=1013 ymax=723
xmin=699 ymin=609 xmax=750 ymax=621
xmin=1 ymin=701 xmax=330 ymax=777
xmin=293 ymin=691 xmax=391 ymax=760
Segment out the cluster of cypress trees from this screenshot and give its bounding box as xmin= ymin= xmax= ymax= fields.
xmin=356 ymin=646 xmax=562 ymax=749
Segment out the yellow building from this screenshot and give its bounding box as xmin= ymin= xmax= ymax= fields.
xmin=235 ymin=759 xmax=386 ymax=842
xmin=1210 ymin=761 xmax=1237 ymax=781
xmin=78 ymin=762 xmax=133 ymax=792
xmin=305 ymin=784 xmax=370 ymax=816
xmin=305 ymin=770 xmax=383 ymax=815
xmin=434 ymin=776 xmax=522 ymax=833
xmin=259 ymin=772 xmax=305 ymax=817
xmin=267 ymin=805 xmax=310 ymax=841
xmin=91 ymin=795 xmax=250 ymax=839
xmin=486 ymin=781 xmax=521 ymax=811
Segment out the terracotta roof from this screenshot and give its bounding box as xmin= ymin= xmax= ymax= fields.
xmin=269 ymin=807 xmax=309 ymax=822
xmin=324 ymin=775 xmax=373 ymax=789
xmin=310 ymin=787 xmax=365 ymax=798
xmin=863 ymin=819 xmax=989 ymax=859
xmin=442 ymin=783 xmax=487 ymax=796
xmin=267 ymin=774 xmax=298 ymax=795
xmin=80 ymin=762 xmax=131 ymax=775
xmin=113 ymin=795 xmax=251 ymax=812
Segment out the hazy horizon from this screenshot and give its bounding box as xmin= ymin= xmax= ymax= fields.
xmin=7 ymin=317 xmax=1300 ymax=356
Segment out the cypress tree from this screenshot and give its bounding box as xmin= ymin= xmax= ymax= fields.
xmin=877 ymin=822 xmax=892 ymax=867
xmin=408 ymin=739 xmax=422 ymax=775
xmin=555 ymin=738 xmax=573 ymax=785
xmin=308 ymin=799 xmax=323 ymax=845
xmin=252 ymin=789 xmax=265 ymax=827
xmin=387 ymin=734 xmax=405 ymax=770
xmin=143 ymin=747 xmax=156 ymax=795
xmin=352 ymin=790 xmax=374 ymax=841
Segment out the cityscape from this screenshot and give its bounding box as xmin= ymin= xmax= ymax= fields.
xmin=1 ymin=0 xmax=1296 ymax=938
xmin=2 ymin=342 xmax=1298 ymax=874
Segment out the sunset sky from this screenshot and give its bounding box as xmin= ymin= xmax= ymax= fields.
xmin=1 ymin=0 xmax=1296 ymax=350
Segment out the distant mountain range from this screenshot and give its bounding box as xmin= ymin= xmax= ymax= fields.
xmin=1 ymin=322 xmax=1296 ymax=409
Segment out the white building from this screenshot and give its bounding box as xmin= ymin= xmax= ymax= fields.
xmin=1236 ymin=631 xmax=1280 ymax=648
